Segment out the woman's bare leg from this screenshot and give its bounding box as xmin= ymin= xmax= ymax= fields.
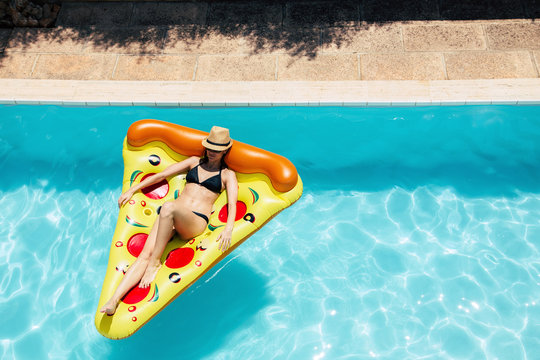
xmin=99 ymin=213 xmax=173 ymax=315
xmin=139 ymin=202 xmax=176 ymax=288
xmin=140 ymin=202 xmax=206 ymax=288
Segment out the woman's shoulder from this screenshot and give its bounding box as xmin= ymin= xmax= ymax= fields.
xmin=222 ymin=167 xmax=237 ymax=179
xmin=186 ymin=156 xmax=200 ymax=165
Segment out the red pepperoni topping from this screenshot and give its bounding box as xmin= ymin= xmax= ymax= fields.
xmin=141 ymin=173 xmax=169 ymax=200
xmin=127 ymin=233 xmax=148 ymax=257
xmin=128 ymin=306 xmax=136 ymax=312
xmin=218 ymin=201 xmax=247 ymax=223
xmin=123 ymin=285 xmax=151 ymax=304
xmin=165 ymin=247 xmax=195 ymax=269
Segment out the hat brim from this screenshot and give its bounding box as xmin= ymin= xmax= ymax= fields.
xmin=202 ymin=138 xmax=233 ymax=151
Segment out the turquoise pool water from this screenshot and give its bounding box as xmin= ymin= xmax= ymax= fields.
xmin=1 ymin=105 xmax=539 ymax=359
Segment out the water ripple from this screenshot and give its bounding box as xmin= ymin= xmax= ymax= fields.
xmin=2 ymin=182 xmax=540 ymax=359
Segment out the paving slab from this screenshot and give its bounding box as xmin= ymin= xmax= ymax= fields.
xmin=2 ymin=2 xmax=540 ymax=85
xmin=439 ymin=0 xmax=526 ymax=20
xmin=32 ymin=53 xmax=117 ymax=80
xmin=485 ymin=22 xmax=540 ymax=50
xmin=56 ymin=2 xmax=134 ymax=27
xmin=206 ymin=2 xmax=282 ymax=28
xmin=322 ymin=24 xmax=402 ymax=53
xmin=285 ymin=1 xmax=359 ymax=28
xmin=113 ymin=55 xmax=197 ymax=80
xmin=278 ymin=54 xmax=358 ymax=81
xmin=362 ymin=0 xmax=439 ymax=22
xmin=242 ymin=27 xmax=321 ymax=56
xmin=0 ymin=52 xmax=37 ymax=79
xmin=361 ymin=53 xmax=446 ymax=80
xmin=7 ymin=28 xmax=87 ymax=53
xmin=83 ymin=27 xmax=166 ymax=54
xmin=403 ymin=24 xmax=486 ymax=51
xmin=164 ymin=26 xmax=251 ymax=55
xmin=0 ymin=30 xmax=11 ymax=52
xmin=195 ymin=55 xmax=276 ymax=81
xmin=522 ymin=0 xmax=540 ymax=18
xmin=445 ymin=51 xmax=537 ymax=79
xmin=130 ymin=2 xmax=207 ymax=26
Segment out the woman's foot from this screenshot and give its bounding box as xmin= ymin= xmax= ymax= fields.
xmin=140 ymin=260 xmax=161 ymax=288
xmin=100 ymin=299 xmax=119 ymax=315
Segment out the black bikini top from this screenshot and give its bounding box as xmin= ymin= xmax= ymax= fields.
xmin=185 ymin=163 xmax=223 ymax=194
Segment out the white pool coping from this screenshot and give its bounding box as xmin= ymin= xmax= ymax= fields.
xmin=1 ymin=78 xmax=539 ymax=107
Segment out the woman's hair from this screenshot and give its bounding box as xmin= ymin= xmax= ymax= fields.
xmin=201 ymin=149 xmax=229 ymax=168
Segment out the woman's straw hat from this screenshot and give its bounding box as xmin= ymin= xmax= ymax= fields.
xmin=202 ymin=126 xmax=233 ymax=151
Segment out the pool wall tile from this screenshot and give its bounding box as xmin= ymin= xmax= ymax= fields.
xmin=492 ymin=100 xmax=519 ymax=105
xmin=62 ymin=100 xmax=88 ymax=106
xmin=201 ymin=102 xmax=226 ymax=107
xmin=320 ymin=102 xmax=344 ymax=106
xmin=225 ymin=102 xmax=249 ymax=107
xmin=178 ymin=102 xmax=203 ymax=107
xmin=391 ymin=102 xmax=416 ymax=107
xmin=154 ymin=102 xmax=180 ymax=107
xmin=366 ymin=101 xmax=392 ymax=107
xmin=40 ymin=100 xmax=65 ymax=106
xmin=464 ymin=100 xmax=493 ymax=105
xmin=14 ymin=100 xmax=41 ymax=105
xmin=108 ymin=101 xmax=135 ymax=106
xmin=342 ymin=102 xmax=368 ymax=107
xmin=439 ymin=100 xmax=467 ymax=106
xmin=271 ymin=102 xmax=296 ymax=106
xmin=130 ymin=101 xmax=157 ymax=107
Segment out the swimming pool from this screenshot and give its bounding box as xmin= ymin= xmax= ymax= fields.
xmin=1 ymin=105 xmax=539 ymax=359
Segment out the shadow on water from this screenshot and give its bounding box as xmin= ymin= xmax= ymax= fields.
xmin=101 ymin=258 xmax=271 ymax=359
xmin=0 ymin=0 xmax=538 ymax=63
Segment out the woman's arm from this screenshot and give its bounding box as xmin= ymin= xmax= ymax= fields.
xmin=217 ymin=169 xmax=238 ymax=251
xmin=118 ymin=156 xmax=199 ymax=208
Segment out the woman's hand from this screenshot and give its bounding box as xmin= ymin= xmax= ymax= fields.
xmin=217 ymin=228 xmax=232 ymax=252
xmin=118 ymin=189 xmax=134 ymax=208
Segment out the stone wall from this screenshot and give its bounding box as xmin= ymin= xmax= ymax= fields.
xmin=1 ymin=0 xmax=60 ymax=27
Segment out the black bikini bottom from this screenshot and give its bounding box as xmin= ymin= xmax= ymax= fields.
xmin=192 ymin=211 xmax=209 ymax=224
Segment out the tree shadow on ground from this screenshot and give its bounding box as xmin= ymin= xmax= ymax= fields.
xmin=0 ymin=0 xmax=538 ymax=63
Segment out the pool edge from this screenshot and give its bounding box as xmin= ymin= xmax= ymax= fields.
xmin=1 ymin=79 xmax=539 ymax=107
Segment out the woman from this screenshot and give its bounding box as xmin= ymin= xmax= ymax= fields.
xmin=100 ymin=126 xmax=237 ymax=315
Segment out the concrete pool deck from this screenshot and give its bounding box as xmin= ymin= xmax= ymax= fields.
xmin=0 ymin=1 xmax=539 ymax=105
